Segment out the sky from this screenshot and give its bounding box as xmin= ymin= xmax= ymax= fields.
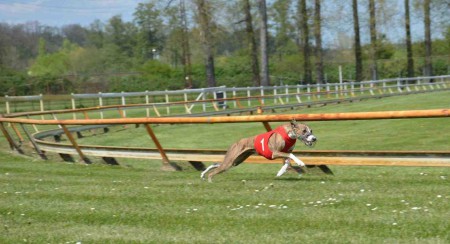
xmin=0 ymin=0 xmax=142 ymax=27
xmin=0 ymin=0 xmax=446 ymax=46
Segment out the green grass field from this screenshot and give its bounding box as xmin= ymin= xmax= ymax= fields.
xmin=1 ymin=91 xmax=449 ymax=243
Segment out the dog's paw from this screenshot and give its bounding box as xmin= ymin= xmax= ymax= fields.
xmin=289 ymin=154 xmax=305 ymax=167
xmin=276 ymin=163 xmax=289 ymax=177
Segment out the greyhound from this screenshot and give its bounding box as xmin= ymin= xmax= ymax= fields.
xmin=201 ymin=120 xmax=316 ymax=182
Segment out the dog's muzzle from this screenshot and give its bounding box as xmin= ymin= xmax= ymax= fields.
xmin=303 ymin=134 xmax=317 ymax=147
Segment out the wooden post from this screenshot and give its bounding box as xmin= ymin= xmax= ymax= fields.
xmin=143 ymin=124 xmax=180 ymax=171
xmin=10 ymin=123 xmax=24 ymax=143
xmin=26 ymin=115 xmax=39 ymax=133
xmin=61 ymin=124 xmax=91 ymax=164
xmin=52 ymin=113 xmax=62 ymax=128
xmin=19 ymin=123 xmax=47 ymax=160
xmin=152 ymin=105 xmax=161 ymax=117
xmin=0 ymin=122 xmax=24 ymax=154
xmin=262 ymin=121 xmax=272 ymax=132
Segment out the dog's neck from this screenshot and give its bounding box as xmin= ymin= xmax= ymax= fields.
xmin=287 ymin=130 xmax=297 ymax=139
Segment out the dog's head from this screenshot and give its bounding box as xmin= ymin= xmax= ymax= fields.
xmin=290 ymin=120 xmax=316 ymax=147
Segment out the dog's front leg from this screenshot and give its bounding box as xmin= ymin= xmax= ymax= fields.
xmin=273 ymin=151 xmax=306 ymax=167
xmin=288 ymin=153 xmax=306 ymax=167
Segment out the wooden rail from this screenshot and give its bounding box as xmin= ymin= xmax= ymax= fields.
xmin=1 ymin=109 xmax=448 ymax=125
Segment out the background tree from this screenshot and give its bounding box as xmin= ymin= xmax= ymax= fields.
xmin=299 ymin=0 xmax=312 ymax=83
xmin=194 ymin=0 xmax=217 ymax=87
xmin=314 ymin=0 xmax=324 ymax=84
xmin=423 ymin=0 xmax=432 ymax=77
xmin=369 ymin=0 xmax=378 ymax=80
xmin=404 ymin=0 xmax=414 ymax=77
xmin=180 ymin=0 xmax=193 ymax=88
xmin=105 ymin=15 xmax=137 ymax=59
xmin=133 ymin=2 xmax=165 ymax=62
xmin=258 ymin=0 xmax=270 ymax=86
xmin=243 ymin=0 xmax=260 ymax=86
xmin=61 ymin=24 xmax=87 ymax=46
xmin=0 ymin=0 xmax=449 ymax=96
xmin=352 ymin=0 xmax=363 ymax=82
xmin=272 ymin=0 xmax=293 ymax=61
xmin=86 ymin=20 xmax=105 ymax=49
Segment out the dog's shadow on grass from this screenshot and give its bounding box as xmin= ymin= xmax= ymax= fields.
xmin=274 ymin=175 xmax=335 ymax=182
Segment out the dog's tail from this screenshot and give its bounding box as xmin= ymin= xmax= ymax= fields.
xmin=200 ymin=163 xmax=220 ymax=180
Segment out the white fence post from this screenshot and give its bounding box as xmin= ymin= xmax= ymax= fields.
xmin=39 ymin=94 xmax=44 ymax=120
xmin=146 ymin=90 xmax=150 ymax=117
xmin=273 ymin=86 xmax=277 ymax=104
xmin=202 ymin=89 xmax=206 ymax=112
xmin=98 ymin=92 xmax=104 ymax=119
xmin=223 ymin=89 xmax=227 ymax=109
xmin=165 ymin=90 xmax=170 ymax=115
xmin=121 ymin=91 xmax=127 ymax=117
xmin=71 ymin=93 xmax=76 ymax=120
xmin=285 ymin=85 xmax=289 ymax=103
xmin=307 ymin=84 xmax=311 ymax=101
xmin=296 ymin=85 xmax=302 ymax=103
xmin=5 ymin=95 xmax=10 ymax=115
xmin=247 ymin=87 xmax=251 ymax=107
xmin=260 ymin=86 xmax=264 ymax=105
xmin=335 ymin=84 xmax=339 ymax=98
xmin=232 ymin=88 xmax=237 ymax=108
xmin=405 ymin=79 xmax=411 ymax=92
xmin=317 ymin=84 xmax=321 ymax=99
xmin=369 ymin=81 xmax=375 ymax=95
xmin=184 ymin=91 xmax=189 ymax=114
xmin=326 ymin=83 xmax=330 ymax=98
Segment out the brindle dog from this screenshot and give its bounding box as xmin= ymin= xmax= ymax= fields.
xmin=201 ymin=120 xmax=316 ymax=182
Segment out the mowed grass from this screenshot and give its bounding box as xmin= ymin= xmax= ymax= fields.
xmin=1 ymin=91 xmax=449 ymax=243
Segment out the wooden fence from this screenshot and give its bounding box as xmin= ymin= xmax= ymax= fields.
xmin=2 ymin=75 xmax=449 ymax=115
xmin=1 ymin=108 xmax=449 ymax=171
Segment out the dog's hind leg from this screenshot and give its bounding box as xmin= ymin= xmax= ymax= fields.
xmin=201 ymin=163 xmax=220 ymax=180
xmin=276 ymin=158 xmax=290 ymax=177
xmin=207 ymin=148 xmax=254 ymax=183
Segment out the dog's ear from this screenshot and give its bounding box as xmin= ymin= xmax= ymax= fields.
xmin=290 ymin=119 xmax=298 ymax=127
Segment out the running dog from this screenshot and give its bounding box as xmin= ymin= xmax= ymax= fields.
xmin=201 ymin=120 xmax=316 ymax=182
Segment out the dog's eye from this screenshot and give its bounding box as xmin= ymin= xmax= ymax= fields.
xmin=302 ymin=129 xmax=307 ymax=134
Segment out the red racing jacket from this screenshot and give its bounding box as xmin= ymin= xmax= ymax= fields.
xmin=254 ymin=126 xmax=297 ymax=160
